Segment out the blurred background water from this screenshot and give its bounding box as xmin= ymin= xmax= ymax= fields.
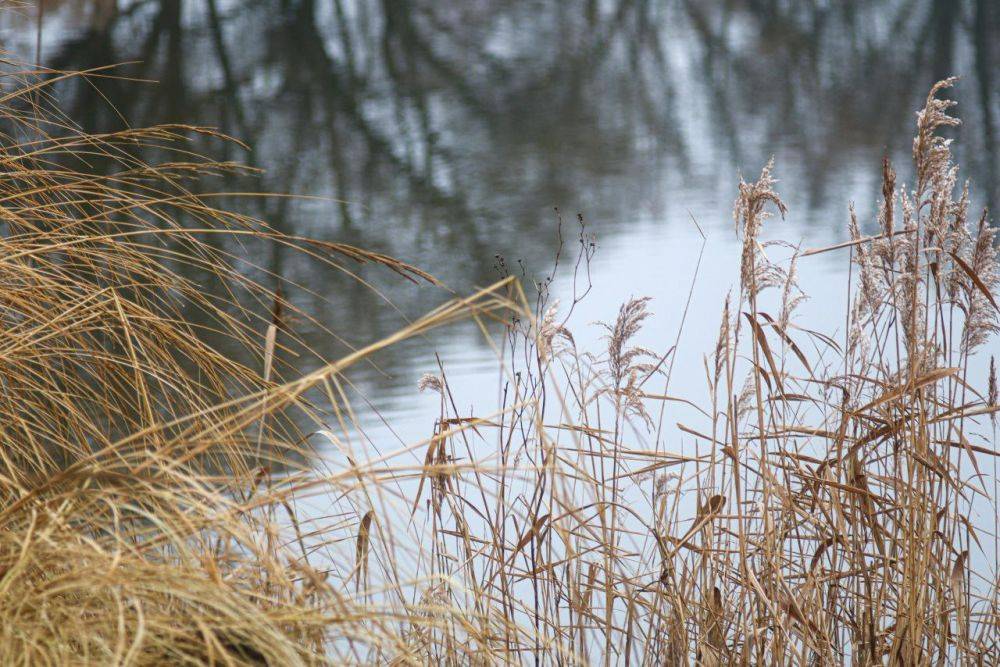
xmin=2 ymin=0 xmax=997 ymax=452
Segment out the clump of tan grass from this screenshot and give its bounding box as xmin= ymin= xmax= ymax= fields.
xmin=0 ymin=60 xmax=452 ymax=664
xmin=1 ymin=57 xmax=998 ymax=665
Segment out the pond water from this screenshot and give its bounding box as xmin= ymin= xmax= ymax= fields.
xmin=3 ymin=0 xmax=998 ymax=451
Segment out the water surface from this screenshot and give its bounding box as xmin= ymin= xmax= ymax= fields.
xmin=4 ymin=0 xmax=998 ymax=447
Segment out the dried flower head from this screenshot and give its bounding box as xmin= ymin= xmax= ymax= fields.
xmin=654 ymin=471 xmax=680 ymax=497
xmin=881 ymin=156 xmax=897 ymax=238
xmin=913 ymin=77 xmax=960 ymax=198
xmin=989 ymin=356 xmax=997 ymax=409
xmin=538 ymin=299 xmax=574 ymax=361
xmin=779 ymin=250 xmax=806 ymax=330
xmin=620 ymin=367 xmax=654 ymax=429
xmin=849 ymin=204 xmax=882 ymax=319
xmin=961 ymin=212 xmax=999 ymax=353
xmin=417 ymin=373 xmax=443 ymax=394
xmin=989 ymin=356 xmax=997 ymax=428
xmin=734 ymin=157 xmax=787 ymax=298
xmin=713 ymin=294 xmax=732 ymax=384
xmin=600 ymin=296 xmax=655 ymax=384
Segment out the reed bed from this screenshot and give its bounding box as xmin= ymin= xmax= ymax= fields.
xmin=0 ymin=61 xmax=997 ymax=664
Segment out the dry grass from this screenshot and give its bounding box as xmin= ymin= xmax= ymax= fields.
xmin=0 ymin=59 xmax=997 ymax=665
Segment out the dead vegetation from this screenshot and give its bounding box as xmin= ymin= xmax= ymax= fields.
xmin=0 ymin=60 xmax=997 ymax=665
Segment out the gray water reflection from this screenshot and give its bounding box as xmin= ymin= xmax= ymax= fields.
xmin=2 ymin=0 xmax=997 ymax=442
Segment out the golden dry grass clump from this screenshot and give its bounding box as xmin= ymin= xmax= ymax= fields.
xmin=0 ymin=58 xmax=997 ymax=665
xmin=0 ymin=62 xmax=455 ymax=664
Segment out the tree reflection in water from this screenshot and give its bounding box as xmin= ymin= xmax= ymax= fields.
xmin=3 ymin=0 xmax=996 ymax=407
